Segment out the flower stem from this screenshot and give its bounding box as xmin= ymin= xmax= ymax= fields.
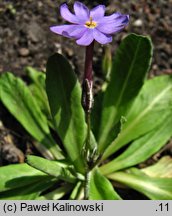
xmin=82 ymin=41 xmax=94 ymax=113
xmin=84 ymin=41 xmax=94 ymax=81
xmin=84 ymin=163 xmax=90 ymax=200
xmin=82 ymin=42 xmax=94 ymax=200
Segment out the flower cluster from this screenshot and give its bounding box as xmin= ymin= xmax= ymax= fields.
xmin=50 ymin=1 xmax=129 ymax=46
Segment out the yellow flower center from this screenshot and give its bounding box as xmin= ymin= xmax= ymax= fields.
xmin=85 ymin=17 xmax=97 ymax=28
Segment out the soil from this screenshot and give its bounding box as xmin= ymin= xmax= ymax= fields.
xmin=0 ymin=0 xmax=172 ymax=199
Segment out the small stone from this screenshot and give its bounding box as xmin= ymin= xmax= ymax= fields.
xmin=152 ymin=64 xmax=158 ymax=70
xmin=20 ymin=57 xmax=28 ymax=65
xmin=38 ymin=1 xmax=43 ymax=7
xmin=54 ymin=43 xmax=62 ymax=54
xmin=18 ymin=48 xmax=29 ymax=56
xmin=133 ymin=19 xmax=143 ymax=27
xmin=0 ymin=65 xmax=3 ymax=72
xmin=28 ymin=21 xmax=44 ymax=43
xmin=64 ymin=47 xmax=74 ymax=57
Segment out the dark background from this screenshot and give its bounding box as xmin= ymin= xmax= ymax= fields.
xmin=0 ymin=0 xmax=171 ymax=77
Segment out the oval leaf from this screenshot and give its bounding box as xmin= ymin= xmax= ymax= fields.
xmin=100 ymin=115 xmax=172 ymax=175
xmin=38 ymin=185 xmax=72 ymax=200
xmin=0 ymin=72 xmax=63 ymax=160
xmin=98 ymin=34 xmax=153 ymax=152
xmin=26 ymin=155 xmax=76 ymax=183
xmin=89 ymin=169 xmax=121 ymax=200
xmin=142 ymin=156 xmax=172 ymax=178
xmin=103 ymin=75 xmax=172 ymax=159
xmin=0 ymin=163 xmax=47 ymax=192
xmin=46 ymin=53 xmax=87 ymax=173
xmin=108 ymin=168 xmax=172 ymax=200
xmin=0 ymin=178 xmax=55 ymax=200
xmin=25 ymin=67 xmax=53 ymax=128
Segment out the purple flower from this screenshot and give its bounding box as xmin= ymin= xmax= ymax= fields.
xmin=50 ymin=2 xmax=129 ymax=46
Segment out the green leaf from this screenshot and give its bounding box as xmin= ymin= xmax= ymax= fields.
xmin=103 ymin=75 xmax=172 ymax=159
xmin=26 ymin=155 xmax=76 ymax=183
xmin=38 ymin=184 xmax=73 ymax=200
xmin=98 ymin=34 xmax=153 ymax=153
xmin=102 ymin=45 xmax=112 ymax=81
xmin=89 ymin=169 xmax=121 ymax=200
xmin=25 ymin=67 xmax=46 ymax=87
xmin=108 ymin=168 xmax=172 ymax=200
xmin=70 ymin=181 xmax=83 ymax=200
xmin=142 ymin=156 xmax=172 ymax=178
xmin=25 ymin=67 xmax=53 ymax=128
xmin=0 ymin=163 xmax=47 ymax=192
xmin=0 ymin=72 xmax=63 ymax=160
xmin=91 ymin=91 xmax=104 ymax=140
xmin=100 ymin=115 xmax=172 ymax=175
xmin=92 ymin=89 xmax=126 ymax=145
xmin=0 ymin=178 xmax=56 ymax=200
xmin=46 ymin=53 xmax=87 ymax=173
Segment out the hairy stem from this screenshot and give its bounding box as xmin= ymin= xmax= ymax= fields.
xmin=82 ymin=42 xmax=94 ymax=200
xmin=84 ymin=41 xmax=94 ymax=83
xmin=82 ymin=42 xmax=94 ymax=113
xmin=84 ymin=164 xmax=90 ymax=200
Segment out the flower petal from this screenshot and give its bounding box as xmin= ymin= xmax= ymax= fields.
xmin=60 ymin=3 xmax=80 ymax=24
xmin=64 ymin=26 xmax=87 ymax=39
xmin=50 ymin=25 xmax=78 ymax=38
xmin=98 ymin=12 xmax=122 ymax=23
xmin=69 ymin=26 xmax=87 ymax=38
xmin=97 ymin=14 xmax=129 ymax=34
xmin=50 ymin=25 xmax=87 ymax=40
xmin=93 ymin=29 xmax=112 ymax=44
xmin=90 ymin=5 xmax=106 ymax=21
xmin=76 ymin=29 xmax=94 ymax=46
xmin=74 ymin=1 xmax=89 ymax=21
